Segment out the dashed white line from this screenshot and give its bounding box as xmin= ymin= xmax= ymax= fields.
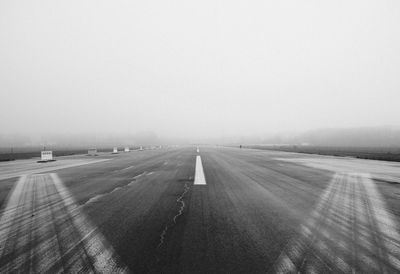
xmin=194 ymin=156 xmax=206 ymax=185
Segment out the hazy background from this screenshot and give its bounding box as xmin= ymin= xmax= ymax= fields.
xmin=1 ymin=0 xmax=400 ymax=146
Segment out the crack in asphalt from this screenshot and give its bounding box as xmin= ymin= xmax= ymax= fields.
xmin=173 ymin=184 xmax=190 ymax=224
xmin=157 ymin=181 xmax=191 ymax=251
xmin=157 ymin=226 xmax=168 ymax=250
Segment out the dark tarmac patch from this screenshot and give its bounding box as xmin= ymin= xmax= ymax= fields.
xmin=373 ymin=178 xmax=400 ymax=185
xmin=177 ymin=177 xmax=194 ymax=183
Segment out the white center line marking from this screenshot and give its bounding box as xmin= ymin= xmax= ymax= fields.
xmin=194 ymin=155 xmax=206 ymax=185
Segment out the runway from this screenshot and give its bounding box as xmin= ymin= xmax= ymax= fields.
xmin=0 ymin=147 xmax=399 ymax=273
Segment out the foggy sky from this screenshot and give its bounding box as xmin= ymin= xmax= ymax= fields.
xmin=1 ymin=0 xmax=400 ymax=140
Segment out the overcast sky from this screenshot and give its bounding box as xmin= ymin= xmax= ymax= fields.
xmin=1 ymin=0 xmax=399 ymax=140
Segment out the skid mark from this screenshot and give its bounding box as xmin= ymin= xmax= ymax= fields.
xmin=270 ymin=172 xmax=400 ymax=273
xmin=0 ymin=173 xmax=128 ymax=273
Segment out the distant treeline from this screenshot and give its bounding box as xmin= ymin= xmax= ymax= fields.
xmin=245 ymin=145 xmax=400 ymax=162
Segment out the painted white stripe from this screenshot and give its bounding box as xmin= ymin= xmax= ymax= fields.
xmin=194 ymin=155 xmax=206 ymax=185
xmin=196 ymin=147 xmax=200 ymax=153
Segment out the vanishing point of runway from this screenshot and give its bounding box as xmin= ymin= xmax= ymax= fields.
xmin=0 ymin=147 xmax=399 ymax=273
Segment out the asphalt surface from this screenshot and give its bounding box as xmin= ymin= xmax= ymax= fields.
xmin=0 ymin=147 xmax=399 ymax=273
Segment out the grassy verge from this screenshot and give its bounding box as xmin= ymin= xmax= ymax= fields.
xmin=244 ymin=145 xmax=400 ymax=162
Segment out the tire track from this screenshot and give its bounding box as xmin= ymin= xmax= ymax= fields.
xmin=1 ymin=174 xmax=32 ymax=272
xmin=350 ymin=174 xmax=359 ymax=273
xmin=51 ymin=173 xmax=127 ymax=273
xmin=358 ymin=174 xmax=400 ymax=272
xmin=271 ymin=172 xmax=400 ymax=273
xmin=0 ymin=173 xmax=128 ymax=273
xmin=358 ymin=177 xmax=389 ymax=273
xmin=362 ymin=175 xmax=400 ymax=271
xmin=298 ymin=173 xmax=346 ymax=273
xmin=271 ymin=173 xmax=343 ymax=273
xmin=45 ymin=176 xmax=94 ymax=273
xmin=26 ymin=176 xmax=38 ymax=273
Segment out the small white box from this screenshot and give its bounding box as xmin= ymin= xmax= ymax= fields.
xmin=41 ymin=151 xmax=53 ymax=161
